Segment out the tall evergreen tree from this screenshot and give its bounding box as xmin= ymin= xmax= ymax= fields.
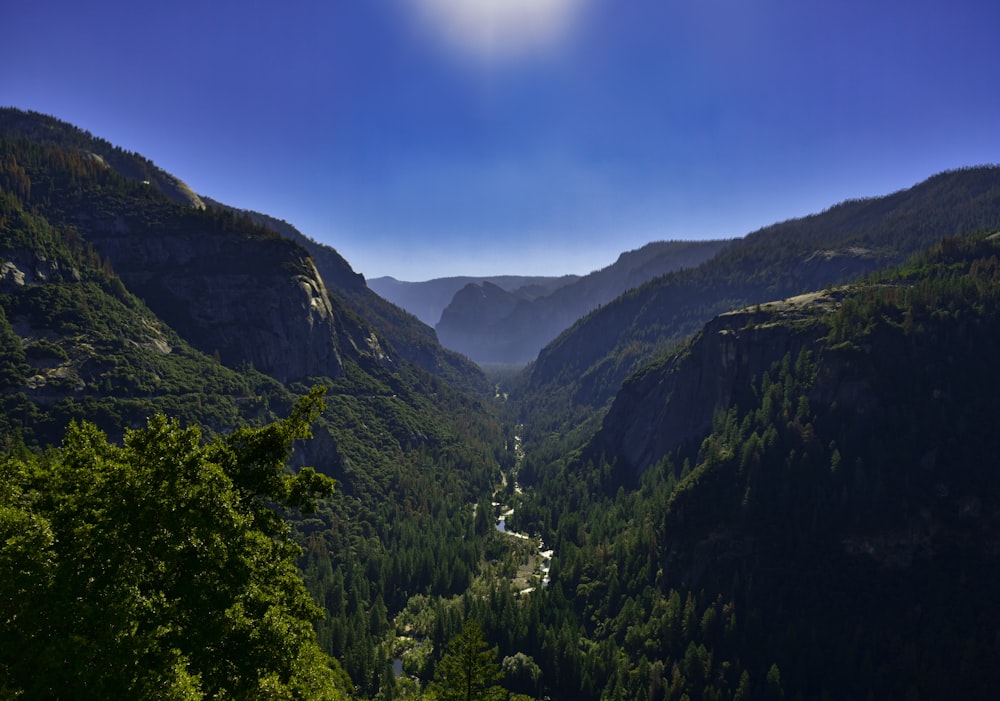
xmin=427 ymin=620 xmax=505 ymax=701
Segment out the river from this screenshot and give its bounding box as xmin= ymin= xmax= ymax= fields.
xmin=495 ymin=501 xmax=551 ymax=592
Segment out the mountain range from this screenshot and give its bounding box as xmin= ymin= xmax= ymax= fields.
xmin=370 ymin=240 xmax=729 ymax=365
xmin=4 ymin=107 xmax=1000 ymax=699
xmin=433 ymin=239 xmax=730 ymax=365
xmin=520 ymin=165 xmax=1000 ymax=436
xmin=368 ymin=274 xmax=579 ymax=327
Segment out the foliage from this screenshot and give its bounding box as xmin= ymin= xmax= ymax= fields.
xmin=520 ymin=166 xmax=1000 ymax=449
xmin=499 ymin=231 xmax=1000 ymax=699
xmin=0 ymin=390 xmax=350 ymax=699
xmin=426 ymin=620 xmax=505 ymax=701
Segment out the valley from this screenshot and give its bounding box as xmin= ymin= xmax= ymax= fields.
xmin=493 ymin=430 xmax=553 ymax=595
xmin=3 ymin=109 xmax=1000 ymax=700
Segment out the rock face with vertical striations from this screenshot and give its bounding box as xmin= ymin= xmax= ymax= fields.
xmin=0 ymin=109 xmax=356 ymax=383
xmin=592 ymin=291 xmax=841 ymax=475
xmin=198 ymin=197 xmax=490 ymax=393
xmin=80 ymin=215 xmax=345 ymax=384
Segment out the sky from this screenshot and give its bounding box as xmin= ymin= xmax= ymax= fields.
xmin=4 ymin=0 xmax=1000 ymax=281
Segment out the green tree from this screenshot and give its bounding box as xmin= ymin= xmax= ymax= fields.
xmin=501 ymin=652 xmax=542 ymax=697
xmin=0 ymin=388 xmax=349 ymax=700
xmin=428 ymin=620 xmax=505 ymax=701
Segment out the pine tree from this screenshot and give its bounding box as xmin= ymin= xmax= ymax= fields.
xmin=428 ymin=620 xmax=505 ymax=701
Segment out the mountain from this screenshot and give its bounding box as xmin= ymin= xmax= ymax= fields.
xmin=593 ymin=288 xmax=843 ymax=476
xmin=435 ymin=240 xmax=730 ymax=365
xmin=0 ymin=171 xmax=282 ymax=446
xmin=508 ymin=232 xmax=1000 ymax=699
xmin=0 ymin=110 xmax=511 ymax=696
xmin=11 ymin=106 xmax=1000 ymax=700
xmin=521 ymin=166 xmax=1000 ymax=437
xmin=200 ymin=199 xmax=489 ymax=393
xmin=0 ymin=108 xmax=488 ymax=392
xmin=0 ymin=109 xmax=362 ymax=386
xmin=0 ymin=107 xmax=205 ymax=209
xmin=368 ymin=274 xmax=579 ymax=327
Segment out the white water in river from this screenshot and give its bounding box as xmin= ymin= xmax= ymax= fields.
xmin=495 ymin=504 xmax=550 ymax=590
xmin=492 ymin=428 xmax=553 ymax=592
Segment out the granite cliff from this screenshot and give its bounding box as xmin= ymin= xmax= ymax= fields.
xmin=0 ymin=109 xmax=415 ymax=385
xmin=81 ymin=217 xmax=345 ymax=383
xmin=200 ymin=199 xmax=488 ymax=392
xmin=593 ymin=290 xmax=842 ymax=475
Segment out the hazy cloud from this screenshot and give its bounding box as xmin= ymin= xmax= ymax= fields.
xmin=407 ymin=0 xmax=590 ymax=61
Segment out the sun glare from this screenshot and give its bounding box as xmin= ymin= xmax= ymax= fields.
xmin=408 ymin=0 xmax=590 ymax=61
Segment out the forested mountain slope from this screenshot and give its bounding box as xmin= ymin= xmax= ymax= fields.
xmin=0 ymin=107 xmax=204 ymax=208
xmin=0 ymin=110 xmax=510 ymax=698
xmin=506 ymin=231 xmax=1000 ymax=699
xmin=521 ymin=166 xmax=1000 ymax=438
xmin=0 ymin=167 xmax=282 ymax=446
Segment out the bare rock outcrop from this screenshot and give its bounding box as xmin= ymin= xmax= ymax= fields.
xmin=84 ymin=220 xmax=343 ymax=383
xmin=595 ymin=290 xmax=847 ymax=475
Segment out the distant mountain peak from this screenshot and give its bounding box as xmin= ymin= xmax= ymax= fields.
xmin=433 ymin=239 xmax=730 ymax=365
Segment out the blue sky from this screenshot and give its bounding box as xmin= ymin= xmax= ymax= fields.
xmin=4 ymin=1 xmax=1000 ymax=280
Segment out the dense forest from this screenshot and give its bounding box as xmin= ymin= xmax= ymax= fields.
xmin=0 ymin=113 xmax=511 ymax=699
xmin=3 ymin=109 xmax=1000 ymax=699
xmin=521 ymin=165 xmax=1000 ymax=440
xmin=504 ymin=232 xmax=1000 ymax=699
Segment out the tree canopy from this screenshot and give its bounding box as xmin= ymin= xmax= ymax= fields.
xmin=427 ymin=620 xmax=505 ymax=701
xmin=0 ymin=388 xmax=351 ymax=700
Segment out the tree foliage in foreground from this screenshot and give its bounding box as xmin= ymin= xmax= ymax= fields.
xmin=0 ymin=388 xmax=351 ymax=700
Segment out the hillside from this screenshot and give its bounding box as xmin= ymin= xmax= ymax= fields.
xmin=0 ymin=174 xmax=282 ymax=446
xmin=200 ymin=198 xmax=489 ymax=393
xmin=435 ymin=240 xmax=730 ymax=365
xmin=520 ymin=166 xmax=1000 ymax=440
xmin=0 ymin=110 xmax=510 ymax=698
xmin=506 ymin=231 xmax=1000 ymax=699
xmin=0 ymin=107 xmax=205 ymax=208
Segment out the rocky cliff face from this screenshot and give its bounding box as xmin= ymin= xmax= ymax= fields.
xmin=524 ymin=168 xmax=1000 ymax=422
xmin=0 ymin=109 xmax=349 ymax=384
xmin=594 ymin=290 xmax=846 ymax=475
xmin=83 ymin=217 xmax=344 ymax=383
xmin=198 ymin=197 xmax=488 ymax=392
